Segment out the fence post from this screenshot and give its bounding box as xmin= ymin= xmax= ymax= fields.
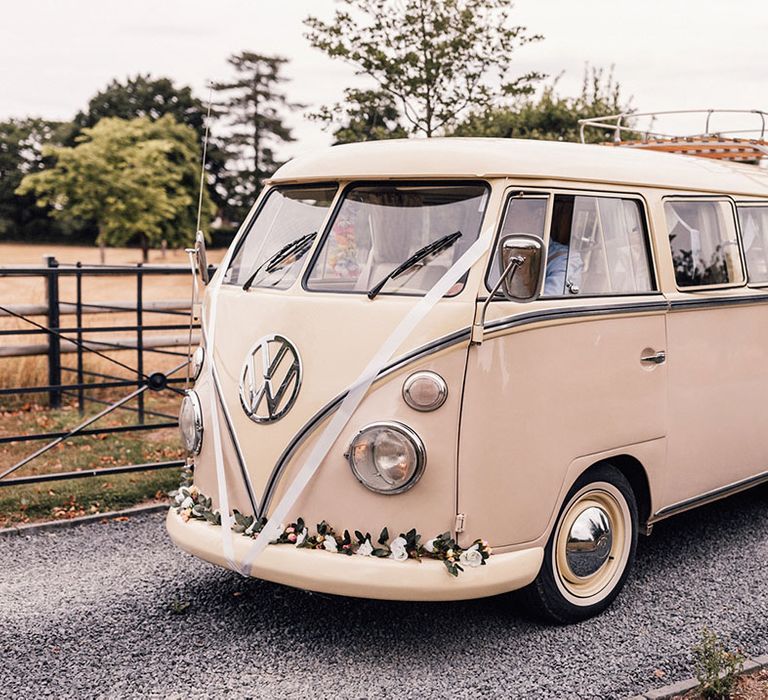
xmin=44 ymin=255 xmax=61 ymax=409
xmin=136 ymin=264 xmax=144 ymax=424
xmin=75 ymin=262 xmax=84 ymax=416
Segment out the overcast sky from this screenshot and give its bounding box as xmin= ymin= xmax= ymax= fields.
xmin=2 ymin=0 xmax=766 ymax=156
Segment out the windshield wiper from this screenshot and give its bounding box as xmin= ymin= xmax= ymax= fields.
xmin=367 ymin=230 xmax=462 ymax=300
xmin=242 ymin=231 xmax=317 ymax=291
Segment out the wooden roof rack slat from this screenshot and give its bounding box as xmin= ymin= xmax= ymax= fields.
xmin=579 ymin=110 xmax=768 ymax=164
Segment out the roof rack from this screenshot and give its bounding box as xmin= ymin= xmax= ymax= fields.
xmin=578 ymin=109 xmax=768 ymax=164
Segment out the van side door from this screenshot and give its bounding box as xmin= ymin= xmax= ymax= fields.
xmin=457 ymin=188 xmax=668 ymax=548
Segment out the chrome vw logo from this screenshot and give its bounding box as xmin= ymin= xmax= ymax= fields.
xmin=239 ymin=334 xmax=302 ymax=424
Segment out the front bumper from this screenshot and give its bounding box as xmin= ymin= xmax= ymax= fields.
xmin=166 ymin=508 xmax=543 ymax=601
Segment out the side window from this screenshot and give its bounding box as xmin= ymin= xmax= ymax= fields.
xmin=665 ymin=200 xmax=743 ymax=288
xmin=542 ymin=195 xmax=654 ymax=296
xmin=487 ymin=195 xmax=548 ymax=289
xmin=737 ymin=205 xmax=768 ymax=284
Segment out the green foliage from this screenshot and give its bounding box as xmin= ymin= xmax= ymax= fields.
xmin=16 ymin=115 xmax=212 ymax=259
xmin=305 ymin=0 xmax=543 ymax=137
xmin=693 ymin=627 xmax=745 ymax=700
xmin=212 ymin=52 xmax=301 ymax=223
xmin=0 ymin=118 xmax=71 ymax=239
xmin=453 ymin=66 xmax=632 ymax=143
xmin=69 ymin=74 xmax=228 ymax=215
xmin=311 ymin=88 xmax=409 ymax=144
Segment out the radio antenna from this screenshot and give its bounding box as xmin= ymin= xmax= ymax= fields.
xmin=195 ymin=83 xmax=213 ymax=234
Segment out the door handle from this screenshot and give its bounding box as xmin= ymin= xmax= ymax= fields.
xmin=640 ymin=350 xmax=666 ymax=365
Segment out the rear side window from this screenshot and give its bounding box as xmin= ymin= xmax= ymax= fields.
xmin=737 ymin=205 xmax=768 ymax=284
xmin=665 ymin=200 xmax=743 ymax=288
xmin=542 ymin=195 xmax=654 ymax=296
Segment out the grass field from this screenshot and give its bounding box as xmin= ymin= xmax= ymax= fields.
xmin=0 ymin=242 xmax=226 ymax=524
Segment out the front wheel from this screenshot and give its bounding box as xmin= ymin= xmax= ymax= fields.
xmin=519 ymin=464 xmax=638 ymax=624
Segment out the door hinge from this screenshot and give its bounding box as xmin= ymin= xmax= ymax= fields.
xmin=455 ymin=513 xmax=466 ymax=533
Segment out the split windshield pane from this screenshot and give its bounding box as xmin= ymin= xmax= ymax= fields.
xmin=305 ymin=183 xmax=488 ymax=296
xmin=737 ymin=205 xmax=768 ymax=284
xmin=223 ymin=186 xmax=337 ymax=288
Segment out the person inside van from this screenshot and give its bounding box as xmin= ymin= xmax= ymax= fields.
xmin=544 ymin=195 xmax=583 ymax=295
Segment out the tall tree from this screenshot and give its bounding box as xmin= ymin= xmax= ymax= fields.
xmin=305 ymin=0 xmax=543 ymax=138
xmin=17 ymin=115 xmax=213 ymax=261
xmin=311 ymin=88 xmax=409 ymax=144
xmin=0 ymin=118 xmax=69 ymax=239
xmin=453 ymin=67 xmax=634 ymax=143
xmin=212 ymin=52 xmax=300 ymax=222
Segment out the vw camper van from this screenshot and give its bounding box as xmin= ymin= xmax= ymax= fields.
xmin=167 ymin=129 xmax=768 ymax=623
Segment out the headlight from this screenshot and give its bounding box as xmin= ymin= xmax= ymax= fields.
xmin=347 ymin=422 xmax=426 ymax=494
xmin=179 ymin=391 xmax=203 ymax=455
xmin=191 ymin=346 xmax=205 ymax=381
xmin=402 ymin=371 xmax=448 ymax=412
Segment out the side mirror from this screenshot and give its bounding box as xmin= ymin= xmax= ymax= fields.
xmin=195 ymin=230 xmax=210 ymax=285
xmin=498 ymin=234 xmax=545 ymax=302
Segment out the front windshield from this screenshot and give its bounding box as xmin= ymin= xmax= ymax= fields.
xmin=305 ymin=183 xmax=488 ymax=296
xmin=223 ymin=186 xmax=337 ymax=288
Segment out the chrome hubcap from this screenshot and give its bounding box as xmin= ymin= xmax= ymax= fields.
xmin=564 ymin=505 xmax=612 ymax=578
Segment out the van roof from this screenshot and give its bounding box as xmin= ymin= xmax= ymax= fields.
xmin=270 ymin=137 xmax=768 ymax=198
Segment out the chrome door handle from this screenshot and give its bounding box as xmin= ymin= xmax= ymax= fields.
xmin=641 ymin=350 xmax=666 ymax=365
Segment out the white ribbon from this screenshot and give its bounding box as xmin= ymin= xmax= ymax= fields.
xmin=204 ymin=285 xmax=238 ymax=571
xmin=237 ymin=226 xmax=495 ymax=572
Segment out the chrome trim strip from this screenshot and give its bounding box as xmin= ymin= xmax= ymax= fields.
xmin=210 ymin=348 xmax=261 ymax=517
xmin=668 ymin=292 xmax=768 ymax=311
xmin=653 ymin=469 xmax=768 ymax=521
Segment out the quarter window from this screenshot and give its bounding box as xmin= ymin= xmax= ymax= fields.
xmin=542 ymin=195 xmax=654 ymax=296
xmin=665 ymin=200 xmax=743 ymax=288
xmin=737 ymin=205 xmax=768 ymax=284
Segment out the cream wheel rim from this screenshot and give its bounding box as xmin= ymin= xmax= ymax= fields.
xmin=552 ymin=482 xmax=631 ymax=606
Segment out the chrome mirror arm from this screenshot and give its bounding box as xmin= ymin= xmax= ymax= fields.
xmin=470 ymin=255 xmax=523 ymax=346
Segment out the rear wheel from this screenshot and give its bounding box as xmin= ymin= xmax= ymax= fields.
xmin=519 ymin=464 xmax=638 ymax=624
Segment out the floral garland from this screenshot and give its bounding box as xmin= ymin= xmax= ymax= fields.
xmin=173 ymin=481 xmax=491 ymax=577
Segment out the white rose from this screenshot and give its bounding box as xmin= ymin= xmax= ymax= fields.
xmin=174 ymin=493 xmax=184 ymax=505
xmin=459 ymin=544 xmax=483 ymax=568
xmin=357 ymin=538 xmax=373 ymax=557
xmin=180 ymin=496 xmax=194 ymax=509
xmin=390 ymin=536 xmax=408 ymax=562
xmin=295 ymin=528 xmax=307 ymax=547
xmin=189 ymin=485 xmax=199 ymax=498
xmin=423 ymin=538 xmax=436 ymax=554
xmin=323 ymin=535 xmax=338 ymax=553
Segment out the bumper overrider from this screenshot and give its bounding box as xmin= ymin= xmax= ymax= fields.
xmin=166 ymin=507 xmax=544 ymax=601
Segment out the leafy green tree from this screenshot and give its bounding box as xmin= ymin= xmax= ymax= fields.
xmin=312 ymin=88 xmax=409 ymax=144
xmin=0 ymin=118 xmax=73 ymax=239
xmin=453 ymin=67 xmax=633 ymax=143
xmin=17 ymin=115 xmax=212 ymax=261
xmin=212 ymin=52 xmax=301 ymax=222
xmin=305 ymin=0 xmax=543 ymax=137
xmin=69 ymin=74 xmax=228 ymax=216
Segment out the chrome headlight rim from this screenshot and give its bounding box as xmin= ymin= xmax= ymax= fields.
xmin=179 ymin=390 xmax=204 ymax=455
xmin=191 ymin=346 xmax=205 ymax=381
xmin=347 ymin=421 xmax=426 ymax=495
xmin=402 ymin=370 xmax=448 ymax=412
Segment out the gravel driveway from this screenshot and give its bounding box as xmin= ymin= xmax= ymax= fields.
xmin=2 ymin=484 xmax=767 ymax=700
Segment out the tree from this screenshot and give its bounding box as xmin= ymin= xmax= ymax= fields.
xmin=69 ymin=74 xmax=228 ymax=216
xmin=311 ymin=88 xmax=409 ymax=144
xmin=212 ymin=52 xmax=300 ymax=223
xmin=453 ymin=67 xmax=634 ymax=143
xmin=305 ymin=0 xmax=543 ymax=138
xmin=0 ymin=118 xmax=69 ymax=239
xmin=17 ymin=115 xmax=213 ymax=261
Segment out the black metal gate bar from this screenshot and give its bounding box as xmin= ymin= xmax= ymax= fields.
xmin=0 ymin=459 xmax=185 ymax=487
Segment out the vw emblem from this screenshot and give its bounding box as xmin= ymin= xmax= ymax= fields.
xmin=239 ymin=334 xmax=302 ymax=424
